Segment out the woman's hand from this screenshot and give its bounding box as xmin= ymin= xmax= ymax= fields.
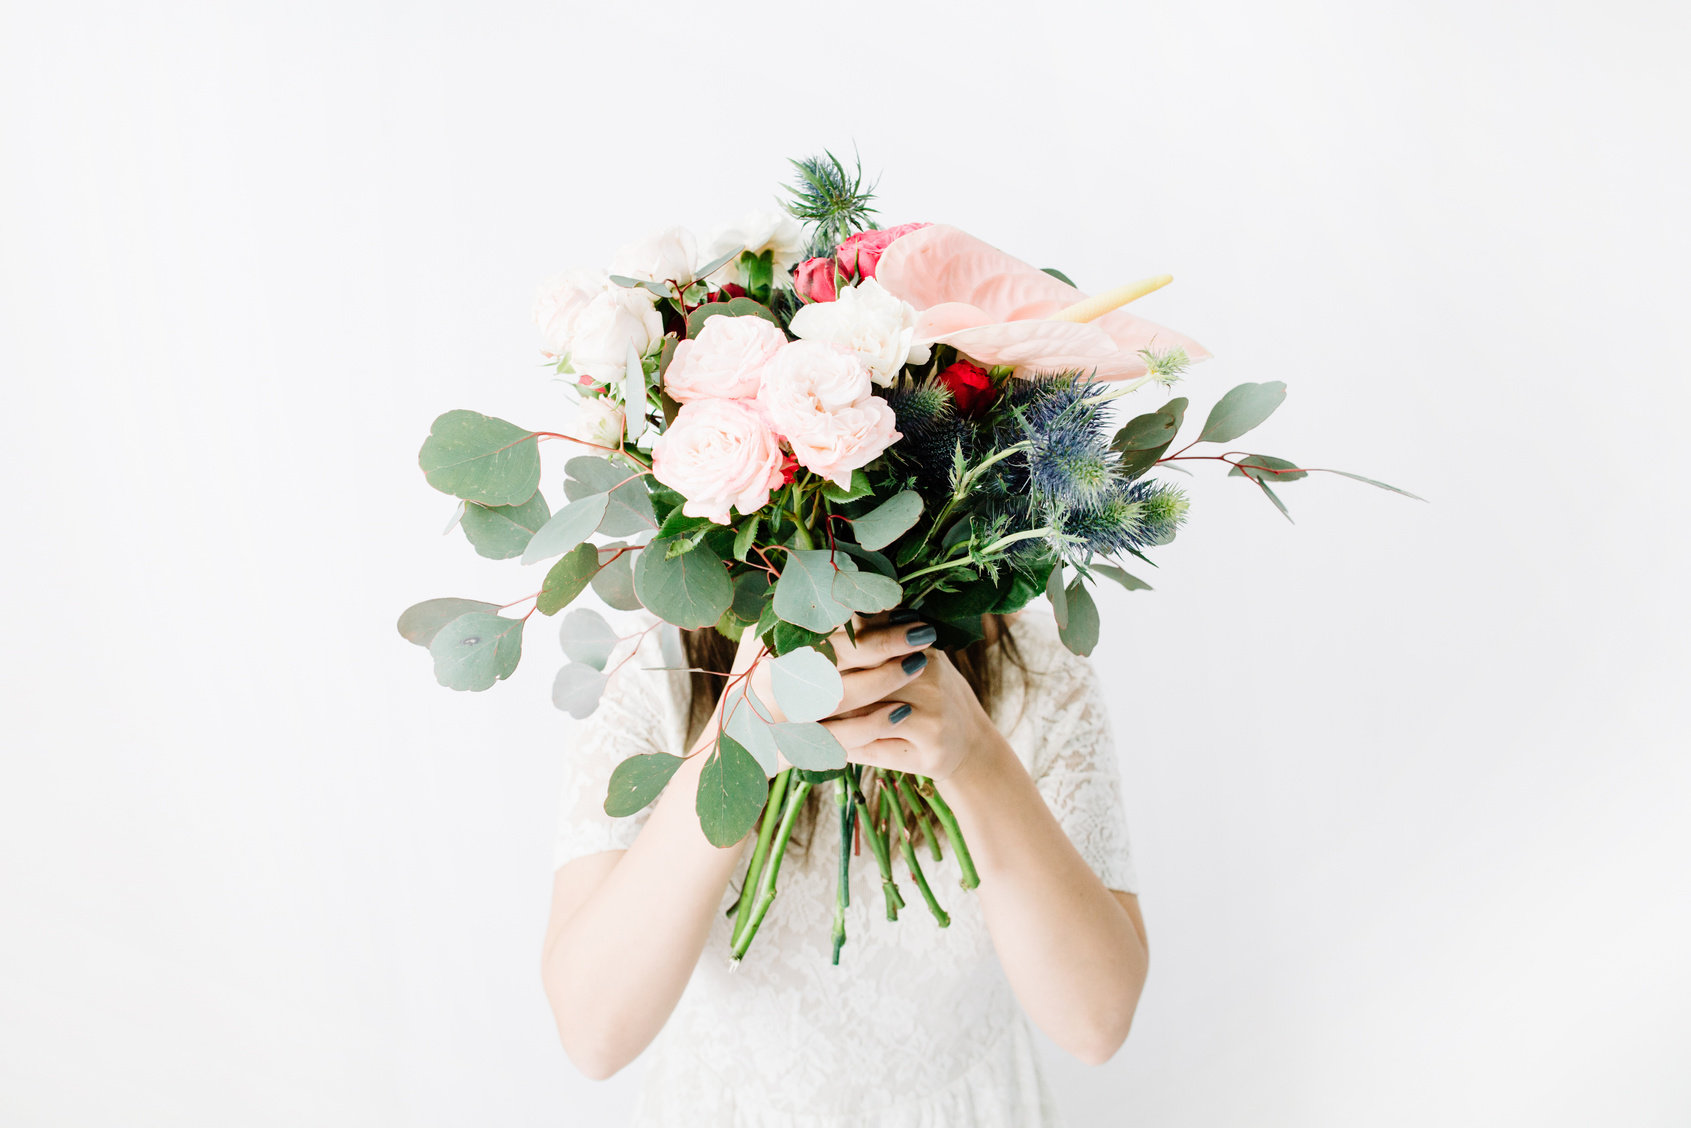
xmin=743 ymin=612 xmax=940 ymax=729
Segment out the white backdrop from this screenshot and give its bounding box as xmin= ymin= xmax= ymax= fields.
xmin=4 ymin=2 xmax=1688 ymax=1125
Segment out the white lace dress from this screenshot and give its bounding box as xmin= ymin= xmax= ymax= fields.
xmin=553 ymin=612 xmax=1138 ymax=1128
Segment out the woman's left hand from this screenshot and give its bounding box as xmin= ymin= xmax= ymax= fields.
xmin=821 ymin=646 xmax=1004 ymax=781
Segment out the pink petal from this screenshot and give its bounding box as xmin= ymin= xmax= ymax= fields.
xmin=929 ymin=320 xmax=1148 ymax=379
xmin=914 ymin=302 xmax=994 ymax=338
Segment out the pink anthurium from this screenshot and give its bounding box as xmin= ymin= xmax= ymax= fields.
xmin=874 ymin=224 xmax=1210 ymax=380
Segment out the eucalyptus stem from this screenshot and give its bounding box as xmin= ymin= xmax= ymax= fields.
xmin=832 ymin=776 xmax=854 ymax=966
xmin=884 ymin=772 xmax=950 ymax=928
xmin=852 ymin=767 xmax=903 ymax=920
xmin=731 ymin=777 xmax=813 ymax=961
xmin=896 ymin=773 xmax=942 ymax=862
xmin=916 ymin=776 xmax=979 ymax=890
xmin=731 ymin=769 xmax=791 ymax=949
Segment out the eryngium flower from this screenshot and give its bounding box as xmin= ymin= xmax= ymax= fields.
xmin=1058 ymin=478 xmax=1189 ymax=556
xmin=889 ymin=382 xmax=978 ymax=501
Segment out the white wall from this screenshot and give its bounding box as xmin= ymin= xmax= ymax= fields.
xmin=3 ymin=2 xmax=1687 ymax=1125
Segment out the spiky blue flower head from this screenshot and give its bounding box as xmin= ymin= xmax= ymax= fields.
xmin=1058 ymin=477 xmax=1190 ymax=556
xmin=998 ymin=370 xmax=1118 ymax=510
xmin=888 ymin=382 xmax=978 ymax=502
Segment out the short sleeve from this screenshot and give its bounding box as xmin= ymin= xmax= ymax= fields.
xmin=1023 ymin=639 xmax=1139 ymax=895
xmin=552 ymin=629 xmax=691 ymax=869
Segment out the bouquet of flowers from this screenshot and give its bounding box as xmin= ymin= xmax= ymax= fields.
xmin=399 ymin=153 xmax=1416 ymax=963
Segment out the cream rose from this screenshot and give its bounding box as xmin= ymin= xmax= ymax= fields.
xmin=780 ymin=396 xmax=901 ymax=489
xmin=567 ymin=396 xmax=624 ymax=448
xmin=787 ymin=278 xmax=923 ymax=387
xmin=532 ymin=267 xmax=607 ymax=357
xmin=651 ymin=398 xmax=787 ymax=525
xmin=701 ymin=207 xmax=808 ymax=285
xmin=756 ymin=340 xmax=899 ymax=488
xmin=664 ymin=315 xmax=787 ymax=402
xmin=610 ymin=226 xmax=699 ymax=285
xmin=567 ymin=288 xmax=664 ymax=383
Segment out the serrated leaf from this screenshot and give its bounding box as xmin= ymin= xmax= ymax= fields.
xmin=733 ymin=516 xmax=760 ymax=561
xmin=564 ymin=456 xmax=657 ymax=535
xmin=521 ymin=492 xmax=608 ymax=565
xmin=604 ymin=753 xmax=684 ymax=817
xmin=770 ymin=647 xmax=844 ymax=723
xmin=770 ymin=722 xmax=848 ymax=772
xmin=696 ymin=737 xmax=769 ymax=847
xmin=773 ymin=549 xmax=854 ymax=632
xmin=722 ymin=685 xmax=778 ymax=775
xmin=685 ymin=297 xmax=783 ymax=338
xmin=821 ymin=469 xmax=872 ymax=503
xmin=659 ymin=507 xmax=716 ymax=541
xmin=559 ymin=608 xmax=619 ymax=670
xmin=460 ymin=490 xmax=550 ymax=559
xmin=1057 ymin=580 xmax=1099 ymax=656
xmin=1323 ymin=469 xmax=1426 ymax=501
xmin=537 ymin=542 xmax=601 ymax=615
xmin=397 ymin=598 xmax=499 ymax=647
xmin=1046 ymin=564 xmax=1069 ymax=629
xmin=429 ymin=612 xmax=524 ymax=691
xmin=418 ymin=410 xmax=541 ymax=507
xmin=591 ymin=544 xmax=642 ymax=610
xmin=1092 ymin=563 xmax=1152 ymax=592
xmin=1198 ymin=382 xmax=1287 ymax=445
xmin=1228 ymin=454 xmax=1309 ymax=484
xmin=852 ymin=491 xmax=923 ymax=551
xmin=633 ymin=535 xmax=733 ymax=629
xmin=552 ymin=661 xmax=609 ymax=718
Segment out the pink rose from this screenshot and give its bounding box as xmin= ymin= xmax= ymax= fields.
xmin=793 ymin=257 xmax=838 ymax=304
xmin=651 ymin=398 xmax=787 ymax=525
xmin=756 ymin=340 xmax=900 ymax=488
xmin=834 ymin=222 xmax=931 ymax=281
xmin=663 ymin=314 xmax=787 ymax=402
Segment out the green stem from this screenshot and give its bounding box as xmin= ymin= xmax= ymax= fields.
xmin=832 ymin=776 xmax=854 ymax=966
xmin=884 ymin=772 xmax=950 ymax=928
xmin=730 ymin=777 xmax=813 ymax=961
xmin=852 ymin=768 xmax=903 ymax=920
xmin=916 ymin=776 xmax=979 ymax=890
xmin=730 ymin=769 xmax=791 ymax=946
xmin=897 ymin=774 xmax=942 ymax=862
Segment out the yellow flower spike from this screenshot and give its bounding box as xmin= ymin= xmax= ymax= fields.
xmin=1047 ymin=274 xmax=1174 ymax=323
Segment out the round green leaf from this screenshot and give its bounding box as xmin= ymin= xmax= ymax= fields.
xmin=830 ymin=568 xmax=901 ymax=615
xmin=685 ymin=299 xmax=783 ymax=339
xmin=769 ymin=647 xmax=844 ymax=723
xmin=537 ymin=542 xmax=601 ymax=615
xmin=1197 ymin=382 xmax=1287 ymax=445
xmin=521 ymin=492 xmax=609 ymax=565
xmin=634 ymin=535 xmax=733 ymax=629
xmin=460 ymin=490 xmax=550 ymax=560
xmin=397 ymin=598 xmax=499 ymax=647
xmin=418 ymin=410 xmax=541 ymax=507
xmin=770 ymin=722 xmax=847 ymax=772
xmin=591 ymin=544 xmax=643 ymax=611
xmin=429 ymin=612 xmax=525 ymax=691
xmin=732 ymin=569 xmax=772 ymax=622
xmin=552 ymin=661 xmax=609 ymax=718
xmin=565 ymin=456 xmax=657 ymax=536
xmin=559 ymin=608 xmax=619 ymax=670
xmin=696 ymin=736 xmax=769 ymax=847
xmin=773 ymin=549 xmax=853 ymax=632
xmin=604 ymin=753 xmax=684 ymax=817
xmin=852 ymin=491 xmax=923 ymax=552
xmin=722 ymin=684 xmax=779 ymax=775
xmin=1056 ymin=580 xmax=1100 ymax=657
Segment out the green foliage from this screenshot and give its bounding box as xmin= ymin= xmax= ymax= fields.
xmin=722 ymin=685 xmax=779 ymax=775
xmin=604 ymin=753 xmax=684 ymax=817
xmin=460 ymin=491 xmax=550 ymax=559
xmin=733 ymin=516 xmax=760 ymax=561
xmin=822 ymin=470 xmax=873 ymax=503
xmin=397 ymin=598 xmax=499 ymax=647
xmin=1057 ymin=579 xmax=1100 ymax=656
xmin=1046 ymin=563 xmax=1068 ymax=629
xmin=853 ymin=490 xmax=923 ymax=551
xmin=1041 ymin=267 xmax=1077 ymax=286
xmin=685 ymin=297 xmax=784 ymax=339
xmin=770 ymin=647 xmax=844 ymax=723
xmin=564 ymin=456 xmax=656 ymax=536
xmin=1322 ymin=469 xmax=1426 ymax=501
xmin=1197 ymin=382 xmax=1287 ymax=444
xmin=732 ymin=569 xmax=772 ymax=622
xmin=552 ymin=662 xmax=608 ymax=718
xmin=591 ymin=545 xmax=642 ymax=610
xmin=1228 ymin=454 xmax=1309 ymax=484
xmin=537 ymin=542 xmax=601 ymax=614
xmin=770 ymin=620 xmax=833 ymax=659
xmin=418 ymin=410 xmax=541 ymax=507
xmin=784 ymin=150 xmax=878 ymax=254
xmin=697 ymin=736 xmax=770 ymax=847
xmin=770 ymin=721 xmax=848 ymax=772
xmin=520 ymin=492 xmax=608 ymax=565
xmin=1092 ymin=563 xmax=1152 ymax=592
xmin=1113 ymin=397 xmax=1188 ymax=479
xmin=773 ymin=549 xmax=856 ymax=632
xmin=634 ymin=536 xmax=734 ymax=629
xmin=559 ymin=608 xmax=620 ymax=670
xmin=429 ymin=612 xmax=524 ymax=691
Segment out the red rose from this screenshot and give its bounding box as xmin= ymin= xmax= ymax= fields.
xmin=835 ymin=222 xmax=930 ymax=281
xmin=936 ymin=360 xmax=995 ymax=417
xmin=778 ymin=452 xmax=801 ymax=484
xmin=707 ymin=282 xmax=748 ymax=303
xmin=793 ymin=257 xmax=838 ymax=303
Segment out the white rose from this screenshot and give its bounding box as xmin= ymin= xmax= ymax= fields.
xmin=609 ymin=226 xmax=699 ymax=285
xmin=702 ymin=207 xmax=808 ymax=285
xmin=532 ymin=267 xmax=608 ymax=357
xmin=757 ymin=339 xmax=874 ymax=425
xmin=664 ymin=315 xmax=787 ymax=402
xmin=787 ymin=278 xmax=921 ymax=387
xmin=568 ymin=396 xmax=625 ymax=448
xmin=568 ymin=288 xmax=664 ymax=382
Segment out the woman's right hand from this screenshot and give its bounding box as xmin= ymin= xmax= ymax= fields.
xmin=742 ymin=613 xmax=938 ymax=725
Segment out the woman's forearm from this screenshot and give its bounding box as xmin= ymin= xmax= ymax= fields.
xmin=542 ymin=745 xmax=746 ymax=1079
xmin=937 ymin=735 xmax=1149 ymax=1064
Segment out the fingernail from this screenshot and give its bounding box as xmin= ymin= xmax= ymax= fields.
xmin=901 ymin=652 xmax=928 ymax=676
xmin=890 ymin=610 xmax=921 ymax=624
xmin=888 ymin=703 xmax=913 ymax=725
xmin=904 ymin=625 xmax=937 ymax=647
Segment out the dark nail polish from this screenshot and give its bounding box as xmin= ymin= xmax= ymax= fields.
xmin=888 ymin=703 xmax=913 ymax=725
xmin=904 ymin=624 xmax=937 ymax=647
xmin=901 ymin=651 xmax=928 ymax=676
xmin=889 ymin=610 xmax=920 ymax=624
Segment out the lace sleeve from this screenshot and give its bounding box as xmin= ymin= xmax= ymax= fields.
xmin=1022 ymin=636 xmax=1140 ymax=895
xmin=552 ymin=627 xmax=691 ymax=869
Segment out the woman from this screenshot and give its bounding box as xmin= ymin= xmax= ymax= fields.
xmin=542 ymin=609 xmax=1149 ymax=1126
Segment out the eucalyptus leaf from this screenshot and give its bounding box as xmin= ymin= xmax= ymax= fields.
xmin=429 ymin=613 xmax=524 ymax=691
xmin=773 ymin=549 xmax=854 ymax=632
xmin=624 ymin=343 xmax=646 ymax=443
xmin=1092 ymin=563 xmax=1152 ymax=592
xmin=591 ymin=544 xmax=643 ymax=610
xmin=521 ymin=492 xmax=608 ymax=565
xmin=696 ymin=736 xmax=769 ymax=847
xmin=852 ymin=491 xmax=923 ymax=552
xmin=732 ymin=569 xmax=772 ymax=622
xmin=397 ymin=598 xmax=499 ymax=647
xmin=685 ymin=297 xmax=783 ymax=338
xmin=1255 ymin=480 xmax=1294 ymax=523
xmin=770 ymin=722 xmax=848 ymax=772
xmin=834 ymin=541 xmax=896 ymax=578
xmin=1057 ymin=580 xmax=1100 ymax=657
xmin=1197 ymin=382 xmax=1288 ymax=444
xmin=460 ymin=490 xmax=550 ymax=560
xmin=694 ymin=245 xmax=744 ymax=281
xmin=1046 ymin=564 xmax=1069 ymax=630
xmin=769 ymin=647 xmax=844 ymax=723
xmin=604 ymin=753 xmax=684 ymax=817
xmin=552 ymin=661 xmax=609 ymax=718
xmin=1113 ymin=397 xmax=1189 ymax=478
xmin=564 ymin=456 xmax=657 ymax=535
xmin=418 ymin=410 xmax=541 ymax=507
xmin=829 ymin=568 xmax=901 ymax=615
xmin=634 ymin=535 xmax=733 ymax=629
xmin=537 ymin=542 xmax=601 ymax=615
xmin=722 ymin=685 xmax=779 ymax=775
xmin=1322 ymin=469 xmax=1426 ymax=501
xmin=559 ymin=608 xmax=619 ymax=670
xmin=441 ymin=501 xmax=465 ymax=536
xmin=1228 ymin=454 xmax=1309 ymax=484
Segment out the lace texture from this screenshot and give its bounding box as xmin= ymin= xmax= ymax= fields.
xmin=553 ymin=613 xmax=1137 ymax=1128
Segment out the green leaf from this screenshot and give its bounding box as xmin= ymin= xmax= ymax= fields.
xmin=769 ymin=647 xmax=844 ymax=723
xmin=608 ymin=274 xmax=671 ymax=297
xmin=754 ymin=598 xmax=781 ymax=642
xmin=773 ymin=549 xmax=854 ymax=632
xmin=1254 ymin=479 xmax=1294 ymax=523
xmin=852 ymin=491 xmax=923 ymax=552
xmin=694 ymin=245 xmax=744 ymax=282
xmin=696 ymin=736 xmax=769 ymax=847
xmin=1197 ymin=382 xmax=1287 ymax=444
xmin=1057 ymin=580 xmax=1100 ymax=656
xmin=1046 ymin=564 xmax=1069 ymax=630
xmin=397 ymin=598 xmax=499 ymax=647
xmin=1041 ymin=267 xmax=1077 ymax=286
xmin=770 ymin=722 xmax=848 ymax=772
xmin=552 ymin=661 xmax=609 ymax=718
xmin=829 ymin=568 xmax=901 ymax=615
xmin=418 ymin=410 xmax=541 ymax=507
xmin=685 ymin=297 xmax=783 ymax=339
xmin=459 ymin=490 xmax=550 ymax=560
xmin=1113 ymin=397 xmax=1189 ymax=478
xmin=564 ymin=456 xmax=657 ymax=536
xmin=1322 ymin=469 xmax=1427 ymax=501
xmin=732 ymin=569 xmax=772 ymax=622
xmin=821 ymin=469 xmax=872 ymax=503
xmin=770 ymin=620 xmax=831 ymax=658
xmin=659 ymin=507 xmax=717 ymax=541
xmin=520 ymin=492 xmax=608 ymax=565
xmin=604 ymin=753 xmax=684 ymax=817
xmin=537 ymin=542 xmax=601 ymax=615
xmin=634 ymin=536 xmax=734 ymax=629
xmin=722 ymin=684 xmax=778 ymax=775
xmin=1228 ymin=454 xmax=1309 ymax=484
xmin=591 ymin=544 xmax=642 ymax=610
xmin=733 ymin=516 xmax=760 ymax=561
xmin=559 ymin=608 xmax=619 ymax=670
xmin=834 ymin=541 xmax=896 ymax=578
xmin=1092 ymin=563 xmax=1152 ymax=592
xmin=429 ymin=612 xmax=524 ymax=691
xmin=624 ymin=343 xmax=647 ymax=443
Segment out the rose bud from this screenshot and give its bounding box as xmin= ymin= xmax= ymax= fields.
xmin=792 ymin=256 xmax=838 ymax=304
xmin=936 ymin=360 xmax=996 ymax=417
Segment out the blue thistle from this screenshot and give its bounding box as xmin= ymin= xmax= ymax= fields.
xmin=784 ymin=151 xmax=879 ymax=257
